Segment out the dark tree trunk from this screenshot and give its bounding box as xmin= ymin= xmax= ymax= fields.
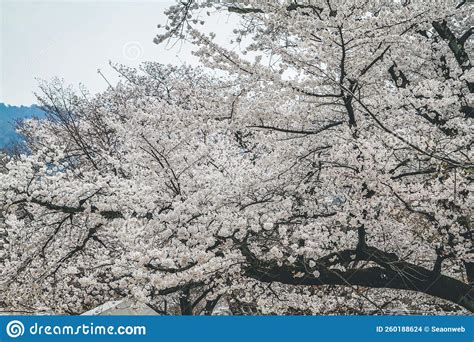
xmin=464 ymin=261 xmax=474 ymax=286
xmin=179 ymin=288 xmax=193 ymax=316
xmin=242 ymin=245 xmax=474 ymax=313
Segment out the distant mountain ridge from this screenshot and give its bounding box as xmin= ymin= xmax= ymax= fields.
xmin=0 ymin=103 xmax=45 ymax=147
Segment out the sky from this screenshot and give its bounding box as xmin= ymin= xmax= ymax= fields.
xmin=0 ymin=0 xmax=238 ymax=106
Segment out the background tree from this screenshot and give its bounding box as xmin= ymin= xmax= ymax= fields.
xmin=0 ymin=64 xmax=240 ymax=314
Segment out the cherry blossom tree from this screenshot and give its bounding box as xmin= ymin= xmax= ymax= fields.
xmin=1 ymin=0 xmax=473 ymax=314
xmin=0 ymin=64 xmax=241 ymax=314
xmin=155 ymin=0 xmax=473 ymax=313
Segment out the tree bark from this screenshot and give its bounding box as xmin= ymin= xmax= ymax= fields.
xmin=242 ymin=246 xmax=474 ymax=312
xmin=464 ymin=261 xmax=474 ymax=286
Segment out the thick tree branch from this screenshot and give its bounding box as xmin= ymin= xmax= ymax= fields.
xmin=432 ymin=20 xmax=471 ymax=70
xmin=241 ymin=244 xmax=474 ymax=312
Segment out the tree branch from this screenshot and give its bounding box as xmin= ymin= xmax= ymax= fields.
xmin=242 ymin=244 xmax=474 ymax=312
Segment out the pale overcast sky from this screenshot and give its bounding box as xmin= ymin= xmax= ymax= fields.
xmin=0 ymin=0 xmax=238 ymax=105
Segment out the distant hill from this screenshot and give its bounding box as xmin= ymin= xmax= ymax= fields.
xmin=0 ymin=103 xmax=46 ymax=147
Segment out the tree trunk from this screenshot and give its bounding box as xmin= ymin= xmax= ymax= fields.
xmin=464 ymin=261 xmax=474 ymax=286
xmin=243 ymin=246 xmax=474 ymax=313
